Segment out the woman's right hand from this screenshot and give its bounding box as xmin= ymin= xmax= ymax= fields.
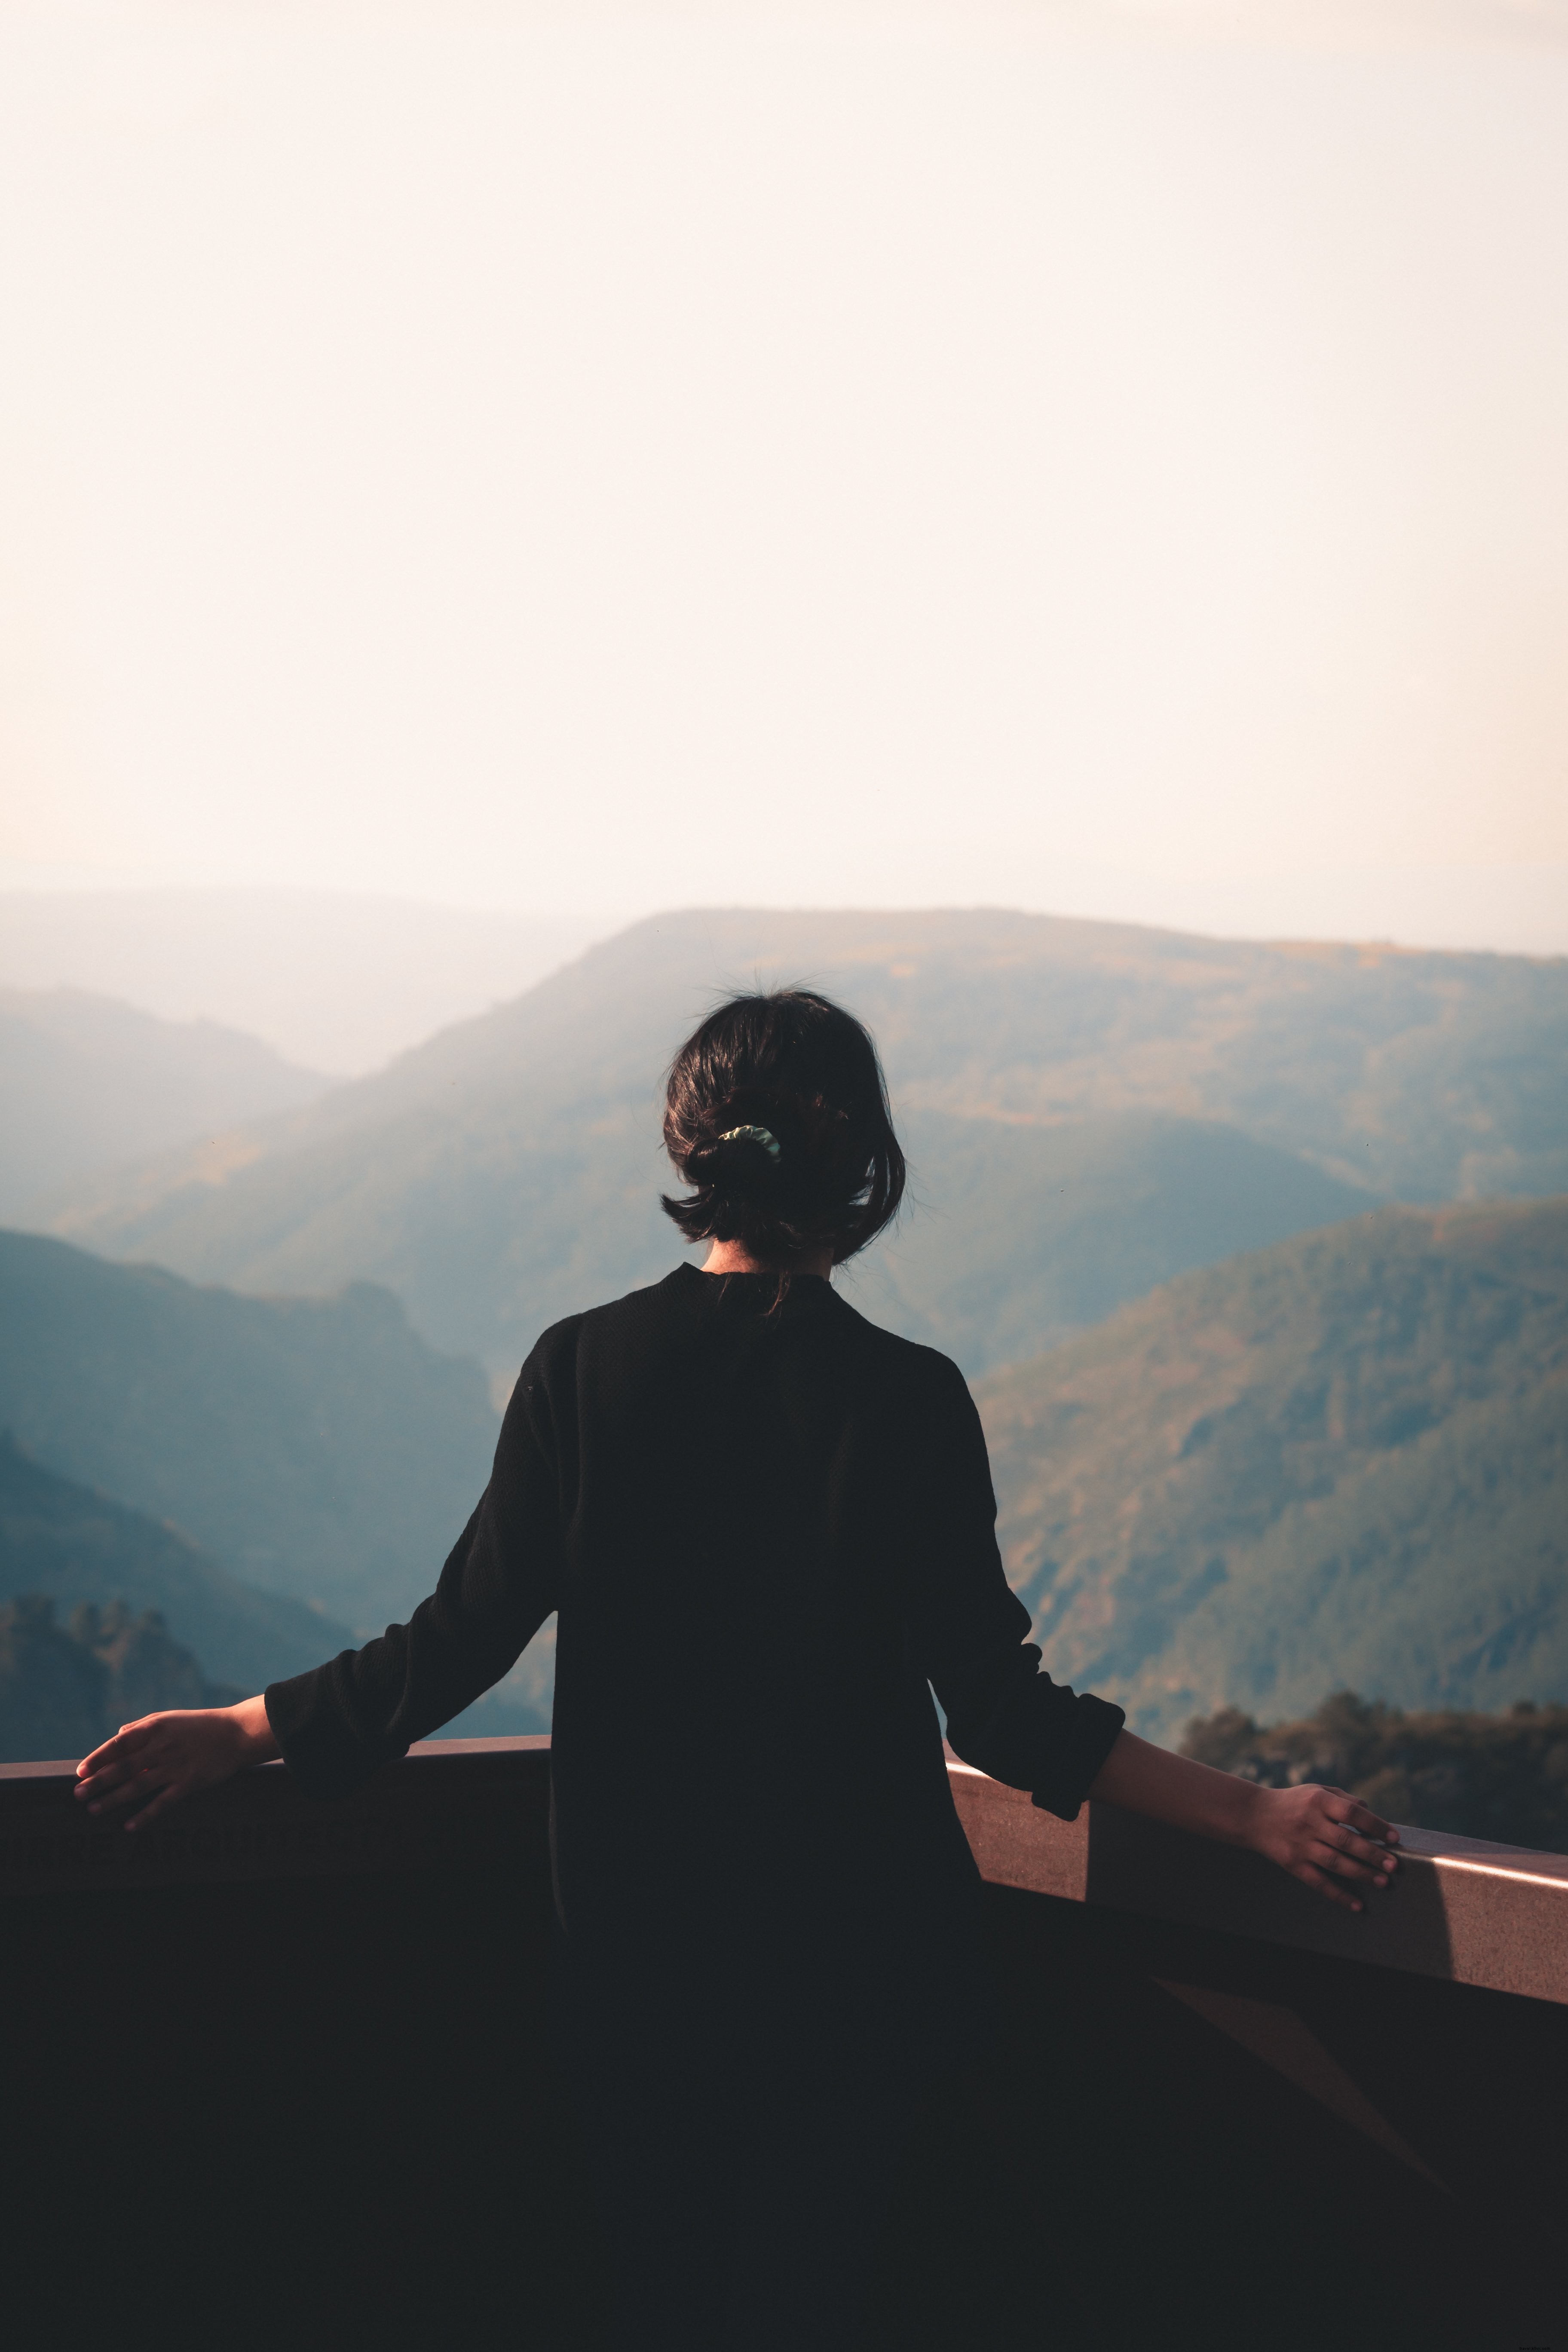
xmin=1245 ymin=1780 xmax=1400 ymax=1912
xmin=74 ymin=1695 xmax=279 ymax=1831
xmin=1088 ymin=1730 xmax=1400 ymax=1914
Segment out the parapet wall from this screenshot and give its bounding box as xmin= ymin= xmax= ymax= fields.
xmin=6 ymin=1733 xmax=1565 ymax=2009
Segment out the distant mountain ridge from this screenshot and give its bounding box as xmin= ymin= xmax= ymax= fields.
xmin=0 ymin=888 xmax=607 ymax=1074
xmin=842 ymin=1109 xmax=1366 ymax=1372
xmin=979 ymin=1197 xmax=1568 ymax=1741
xmin=0 ymin=986 xmax=329 ymax=1220
xmin=0 ymin=1231 xmax=500 ymax=1632
xmin=23 ymin=907 xmax=1568 ymax=1376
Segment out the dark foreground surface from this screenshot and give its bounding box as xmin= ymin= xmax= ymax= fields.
xmin=6 ymin=1746 xmax=1564 ymax=2351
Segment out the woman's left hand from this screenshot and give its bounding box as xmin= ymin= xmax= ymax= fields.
xmin=74 ymin=1696 xmax=278 ymax=1831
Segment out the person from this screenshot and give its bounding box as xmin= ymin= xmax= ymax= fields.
xmin=74 ymin=987 xmax=1400 ymax=2349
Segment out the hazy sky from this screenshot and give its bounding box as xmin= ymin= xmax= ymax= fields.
xmin=3 ymin=0 xmax=1566 ymax=950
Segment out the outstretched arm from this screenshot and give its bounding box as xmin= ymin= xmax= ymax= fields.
xmin=1088 ymin=1728 xmax=1400 ymax=1914
xmin=75 ymin=1695 xmax=279 ymax=1830
xmin=901 ymin=1366 xmax=1401 ymax=1917
xmin=72 ymin=1348 xmax=563 ymax=1827
xmin=72 ymin=1484 xmax=551 ymax=1825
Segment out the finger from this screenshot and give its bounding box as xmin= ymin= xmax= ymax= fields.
xmin=87 ymin=1745 xmax=178 ymax=1814
xmin=76 ymin=1749 xmax=154 ymax=1801
xmin=1317 ymin=1819 xmax=1398 ymax=1874
xmin=80 ymin=1732 xmax=169 ymax=1791
xmin=1292 ymin=1862 xmax=1363 ymax=1914
xmin=1310 ymin=1842 xmax=1389 ymax=1886
xmin=92 ymin=1769 xmax=166 ymax=1817
xmin=76 ymin=1721 xmax=159 ymax=1783
xmin=125 ymin=1779 xmax=189 ymax=1832
xmin=1323 ymin=1792 xmax=1399 ymax=1847
xmin=1313 ymin=1800 xmax=1397 ymax=1860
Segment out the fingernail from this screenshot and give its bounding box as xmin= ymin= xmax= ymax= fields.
xmin=1352 ymin=1900 xmax=1363 ymax=1913
xmin=1374 ymin=1874 xmax=1387 ymax=1887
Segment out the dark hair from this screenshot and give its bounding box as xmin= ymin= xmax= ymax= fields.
xmin=661 ymin=989 xmax=905 ymax=1266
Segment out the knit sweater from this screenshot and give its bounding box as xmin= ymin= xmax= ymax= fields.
xmin=266 ymin=1263 xmax=1123 ymax=1845
xmin=266 ymin=1263 xmax=1127 ymax=2345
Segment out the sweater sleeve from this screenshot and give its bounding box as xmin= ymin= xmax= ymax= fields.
xmin=901 ymin=1356 xmax=1124 ymax=1820
xmin=263 ymin=1351 xmax=563 ymax=1800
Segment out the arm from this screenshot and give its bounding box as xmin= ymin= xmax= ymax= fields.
xmin=904 ymin=1361 xmax=1126 ymax=1816
xmin=905 ymin=1364 xmax=1400 ymax=1912
xmin=1088 ymin=1727 xmax=1400 ymax=1913
xmin=74 ymin=1350 xmax=564 ymax=1825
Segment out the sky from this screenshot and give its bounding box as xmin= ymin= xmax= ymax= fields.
xmin=2 ymin=0 xmax=1566 ymax=956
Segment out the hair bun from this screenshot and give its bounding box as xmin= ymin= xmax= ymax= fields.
xmin=717 ymin=1123 xmax=782 ymax=1164
xmin=689 ymin=1110 xmax=787 ymax=1199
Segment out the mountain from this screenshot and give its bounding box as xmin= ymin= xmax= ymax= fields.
xmin=0 ymin=987 xmax=330 ymax=1220
xmin=0 ymin=1434 xmax=353 ymax=1691
xmin=0 ymin=1591 xmax=245 ymax=1766
xmin=0 ymin=889 xmax=608 ymax=1075
xmin=26 ymin=908 xmax=1568 ymax=1376
xmin=0 ymin=1232 xmax=500 ymax=1632
xmin=978 ymin=1198 xmax=1568 ymax=1742
xmin=846 ymin=1109 xmax=1366 ymax=1372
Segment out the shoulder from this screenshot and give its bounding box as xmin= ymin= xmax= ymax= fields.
xmin=514 ymin=1270 xmax=690 ymax=1388
xmin=501 ymin=1284 xmax=658 ymax=1453
xmin=827 ymin=1294 xmax=975 ymax=1410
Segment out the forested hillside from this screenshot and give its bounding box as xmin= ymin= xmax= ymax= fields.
xmin=1182 ymin=1691 xmax=1568 ymax=1856
xmin=0 ymin=1433 xmax=353 ymax=1690
xmin=27 ymin=909 xmax=1568 ymax=1376
xmin=979 ymin=1198 xmax=1568 ymax=1740
xmin=0 ymin=1233 xmax=499 ymax=1632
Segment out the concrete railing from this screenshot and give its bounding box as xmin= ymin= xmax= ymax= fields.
xmin=5 ymin=1734 xmax=1564 ymax=2345
xmin=0 ymin=1733 xmax=552 ymax=1896
xmin=6 ymin=1734 xmax=1564 ymax=2012
xmin=945 ymin=1754 xmax=1568 ymax=2008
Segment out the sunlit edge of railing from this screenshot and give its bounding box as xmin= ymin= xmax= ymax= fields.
xmin=3 ymin=1733 xmax=1565 ymax=2006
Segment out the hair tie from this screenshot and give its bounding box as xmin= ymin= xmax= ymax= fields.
xmin=717 ymin=1124 xmax=782 ymax=1163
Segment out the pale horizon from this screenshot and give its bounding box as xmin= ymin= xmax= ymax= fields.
xmin=2 ymin=874 xmax=1562 ymax=1078
xmin=3 ymin=0 xmax=1567 ymax=979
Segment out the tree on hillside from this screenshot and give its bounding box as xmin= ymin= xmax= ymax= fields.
xmin=0 ymin=1594 xmax=239 ymax=1764
xmin=1182 ymin=1691 xmax=1568 ymax=1856
xmin=0 ymin=1593 xmax=106 ymax=1762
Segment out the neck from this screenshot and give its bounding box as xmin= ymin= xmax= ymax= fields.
xmin=701 ymin=1239 xmax=834 ymax=1280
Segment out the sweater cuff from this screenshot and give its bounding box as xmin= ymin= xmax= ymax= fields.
xmin=264 ymin=1665 xmax=402 ymax=1803
xmin=1030 ymin=1692 xmax=1126 ymax=1822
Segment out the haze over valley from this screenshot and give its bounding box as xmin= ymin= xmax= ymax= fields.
xmin=0 ymin=891 xmax=608 ymax=1077
xmin=0 ymin=985 xmax=330 ymax=1220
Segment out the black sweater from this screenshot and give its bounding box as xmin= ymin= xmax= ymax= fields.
xmin=266 ymin=1265 xmax=1123 ymax=2048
